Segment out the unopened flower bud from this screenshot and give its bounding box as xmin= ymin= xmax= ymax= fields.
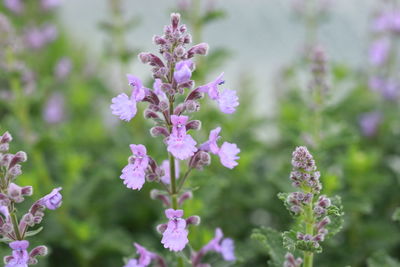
xmin=159 ymin=100 xmax=169 ymax=111
xmin=186 ymin=215 xmax=201 ymax=225
xmin=185 ymin=100 xmax=200 ymax=112
xmin=146 ymin=173 xmax=158 ymax=182
xmin=8 ymin=164 xmax=22 ymax=178
xmin=9 ymin=151 xmax=27 ymax=168
xmin=150 ymin=127 xmax=169 ymax=137
xmin=186 ymin=120 xmax=201 ymax=131
xmin=2 ymin=223 xmax=13 ymax=234
xmin=8 ymin=183 xmax=23 ymax=203
xmin=175 ymin=46 xmax=185 ymax=57
xmin=144 ymin=109 xmax=160 ymax=120
xmin=29 ymin=245 xmax=48 ymax=264
xmin=178 ymin=191 xmax=193 ymax=206
xmin=183 ymin=34 xmax=192 ymax=44
xmin=0 ymin=194 xmax=10 ymax=206
xmin=171 ymin=13 xmax=181 ymax=30
xmin=153 ymin=35 xmax=167 ymax=45
xmin=174 ymin=103 xmax=186 ymax=115
xmin=161 ymin=83 xmax=173 ymax=94
xmin=21 ymin=213 xmax=35 ymax=227
xmin=187 ymin=43 xmax=209 ymax=58
xmin=0 ymin=154 xmax=12 ymax=167
xmin=156 ymin=223 xmax=168 ymax=234
xmin=317 ymin=195 xmax=331 ymax=208
xmin=0 ymin=132 xmax=12 ymax=144
xmin=290 ymin=205 xmax=302 ymax=215
xmin=150 ymin=189 xmax=170 ymax=206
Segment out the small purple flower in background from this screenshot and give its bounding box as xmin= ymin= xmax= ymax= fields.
xmin=191 ymin=228 xmax=236 ymax=266
xmin=111 ymin=75 xmax=146 ymax=121
xmin=369 ymin=38 xmax=390 ymax=66
xmin=160 ymin=160 xmax=180 ymax=184
xmin=167 ymin=115 xmax=197 ymax=160
xmin=120 ymin=145 xmax=149 ymax=190
xmin=369 ymin=77 xmax=399 ymax=101
xmin=174 ymin=59 xmax=194 ymax=84
xmin=161 ymin=209 xmax=189 ymax=252
xmin=201 ymin=127 xmax=240 ymax=169
xmin=199 ymin=73 xmax=239 ymax=114
xmin=41 ymin=0 xmax=61 ymax=10
xmin=25 ymin=25 xmax=58 ymax=50
xmin=43 ymin=92 xmax=65 ymax=124
xmin=359 ymin=111 xmax=381 ymax=137
xmin=54 ymin=57 xmax=72 ymax=81
xmin=39 ymin=187 xmax=63 ymax=210
xmin=4 ymin=0 xmax=23 ymax=14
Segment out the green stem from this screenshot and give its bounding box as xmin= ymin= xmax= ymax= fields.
xmin=303 ymin=192 xmax=315 ymax=267
xmin=169 ymin=152 xmax=178 ymax=210
xmin=10 ymin=206 xmax=22 ymax=240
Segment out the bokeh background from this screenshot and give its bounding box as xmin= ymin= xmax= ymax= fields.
xmin=1 ymin=0 xmax=400 ymax=266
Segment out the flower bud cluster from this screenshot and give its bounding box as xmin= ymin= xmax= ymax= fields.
xmin=309 ymin=46 xmax=329 ymax=95
xmin=284 ymin=252 xmax=302 ymax=267
xmin=290 ymin=146 xmax=321 ymax=192
xmin=0 ymin=132 xmax=62 ymax=266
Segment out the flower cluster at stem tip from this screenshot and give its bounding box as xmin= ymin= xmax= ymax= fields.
xmin=0 ymin=131 xmax=63 ymax=267
xmin=110 ymin=13 xmax=238 ymax=266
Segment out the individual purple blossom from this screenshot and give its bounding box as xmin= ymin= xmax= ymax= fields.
xmin=25 ymin=25 xmax=58 ymax=50
xmin=369 ymin=38 xmax=390 ymax=66
xmin=199 ymin=73 xmax=239 ymax=114
xmin=153 ymin=79 xmax=166 ymax=99
xmin=166 ymin=115 xmax=197 ymax=160
xmin=160 ymin=160 xmax=180 ymax=184
xmin=283 ymin=252 xmax=302 ymax=267
xmin=120 ymin=144 xmax=149 ymax=190
xmin=123 ymin=259 xmax=140 ymax=267
xmin=39 ymin=187 xmax=62 ymax=210
xmin=359 ymin=111 xmax=381 ymax=137
xmin=161 ymin=209 xmax=189 ymax=252
xmin=174 ymin=59 xmax=194 ymax=84
xmin=369 ymin=77 xmax=399 ymax=101
xmin=201 ymin=127 xmax=240 ymax=169
xmin=111 ymin=75 xmax=146 ymax=121
xmin=4 ymin=0 xmax=23 ymax=14
xmin=43 ymin=92 xmax=65 ymax=124
xmin=54 ymin=57 xmax=72 ymax=81
xmin=4 ymin=240 xmax=29 ymax=267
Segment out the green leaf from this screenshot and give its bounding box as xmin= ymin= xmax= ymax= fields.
xmin=24 ymin=226 xmax=44 ymax=238
xmin=251 ymin=227 xmax=286 ymax=267
xmin=326 ymin=195 xmax=344 ymax=239
xmin=282 ymin=230 xmax=297 ymax=251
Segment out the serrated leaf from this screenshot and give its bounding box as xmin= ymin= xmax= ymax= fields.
xmin=282 ymin=230 xmax=297 ymax=251
xmin=251 ymin=227 xmax=286 ymax=267
xmin=24 ymin=226 xmax=44 ymax=238
xmin=296 ymin=240 xmax=323 ymax=253
xmin=326 ymin=195 xmax=344 ymax=239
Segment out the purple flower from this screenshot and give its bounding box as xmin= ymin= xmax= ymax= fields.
xmin=369 ymin=38 xmax=390 ymax=66
xmin=41 ymin=0 xmax=61 ymax=10
xmin=369 ymin=77 xmax=399 ymax=100
xmin=201 ymin=127 xmax=240 ymax=169
xmin=359 ymin=111 xmax=381 ymax=137
xmin=218 ymin=142 xmax=240 ymax=169
xmin=5 ymin=240 xmax=29 ymax=267
xmin=166 ymin=115 xmax=197 ymax=160
xmin=195 ymin=228 xmax=236 ymax=264
xmin=284 ymin=252 xmax=302 ymax=267
xmin=134 ymin=243 xmax=154 ymax=266
xmin=43 ymin=92 xmax=65 ymax=124
xmin=4 ymin=0 xmax=23 ymax=14
xmin=153 ymin=79 xmax=166 ymax=99
xmin=174 ymin=59 xmax=194 ymax=84
xmin=55 ymin=57 xmax=72 ymax=81
xmin=111 ymin=75 xmax=146 ymax=121
xmin=25 ymin=25 xmax=58 ymax=50
xmin=123 ymin=259 xmax=140 ymax=267
xmin=39 ymin=187 xmax=62 ymax=210
xmin=120 ymin=145 xmax=149 ymax=190
xmin=160 ymin=160 xmax=180 ymax=184
xmin=199 ymin=73 xmax=239 ymax=114
xmin=161 ymin=209 xmax=189 ymax=252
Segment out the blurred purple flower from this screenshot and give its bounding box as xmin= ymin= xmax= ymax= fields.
xmin=359 ymin=111 xmax=381 ymax=137
xmin=120 ymin=144 xmax=149 ymax=190
xmin=39 ymin=187 xmax=62 ymax=210
xmin=25 ymin=25 xmax=58 ymax=50
xmin=160 ymin=160 xmax=180 ymax=184
xmin=369 ymin=77 xmax=399 ymax=100
xmin=373 ymin=10 xmax=400 ymax=33
xmin=43 ymin=92 xmax=65 ymax=124
xmin=161 ymin=209 xmax=189 ymax=252
xmin=369 ymin=38 xmax=390 ymax=66
xmin=41 ymin=0 xmax=61 ymax=10
xmin=54 ymin=57 xmax=72 ymax=81
xmin=5 ymin=240 xmax=29 ymax=267
xmin=4 ymin=0 xmax=23 ymax=14
xmin=166 ymin=115 xmax=197 ymax=160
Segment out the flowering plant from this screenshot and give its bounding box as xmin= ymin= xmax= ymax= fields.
xmin=0 ymin=131 xmax=62 ymax=266
xmin=111 ymin=13 xmax=239 ymax=266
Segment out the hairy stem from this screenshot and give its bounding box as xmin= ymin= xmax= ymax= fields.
xmin=303 ymin=191 xmax=315 ymax=267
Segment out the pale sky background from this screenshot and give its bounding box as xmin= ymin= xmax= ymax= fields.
xmin=59 ymin=0 xmax=376 ymax=113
